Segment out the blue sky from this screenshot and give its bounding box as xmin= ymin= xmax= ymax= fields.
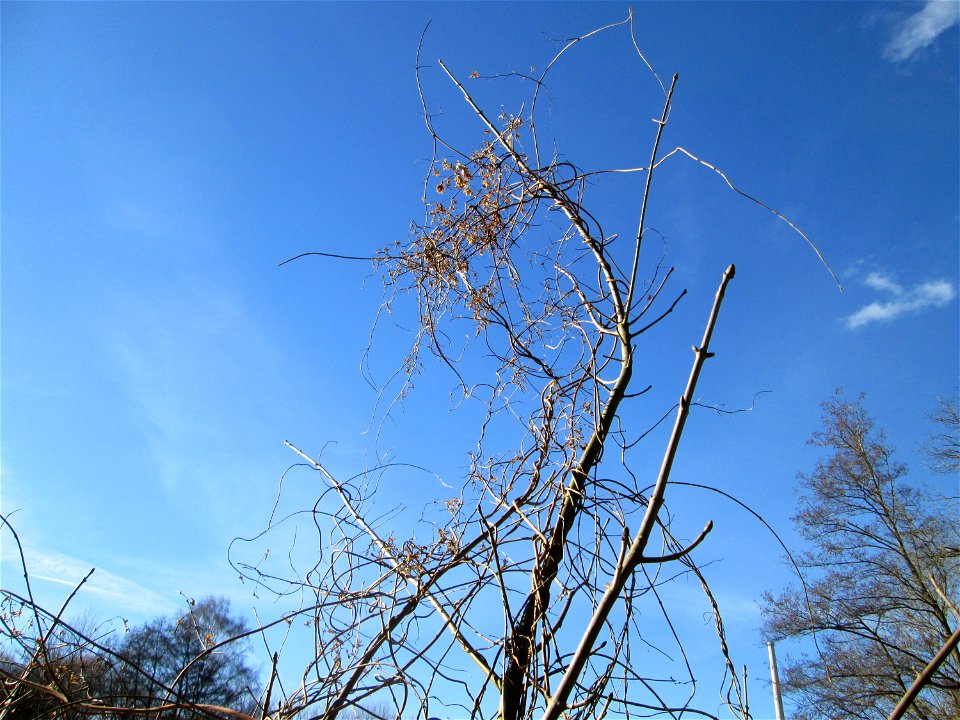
xmin=2 ymin=2 xmax=958 ymax=718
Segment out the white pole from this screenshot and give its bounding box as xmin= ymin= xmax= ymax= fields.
xmin=768 ymin=641 xmax=786 ymax=720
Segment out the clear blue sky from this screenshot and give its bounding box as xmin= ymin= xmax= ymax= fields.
xmin=2 ymin=2 xmax=957 ymax=718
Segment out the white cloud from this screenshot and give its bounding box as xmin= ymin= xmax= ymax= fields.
xmin=0 ymin=544 xmax=175 ymax=618
xmin=845 ymin=272 xmax=956 ymax=329
xmin=883 ymin=1 xmax=959 ymax=62
xmin=863 ymin=271 xmax=905 ymax=295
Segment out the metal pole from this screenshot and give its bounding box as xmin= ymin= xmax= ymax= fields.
xmin=742 ymin=663 xmax=749 ymax=719
xmin=768 ymin=641 xmax=785 ymax=720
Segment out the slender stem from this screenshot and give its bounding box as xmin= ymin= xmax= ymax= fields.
xmin=542 ymin=264 xmax=735 ymax=720
xmin=625 ymin=74 xmax=678 ymax=317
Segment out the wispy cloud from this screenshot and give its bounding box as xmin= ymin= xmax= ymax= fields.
xmin=863 ymin=271 xmax=906 ymax=295
xmin=883 ymin=1 xmax=959 ymax=62
xmin=845 ymin=271 xmax=956 ymax=329
xmin=0 ymin=544 xmax=175 ymax=618
xmin=106 ymin=284 xmax=276 ymax=493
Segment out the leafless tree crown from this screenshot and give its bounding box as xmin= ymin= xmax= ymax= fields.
xmin=2 ymin=12 xmax=844 ymax=720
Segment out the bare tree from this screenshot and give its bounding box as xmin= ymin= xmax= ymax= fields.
xmin=0 ymin=600 xmax=111 ymax=720
xmin=762 ymin=392 xmax=960 ymax=720
xmin=0 ymin=568 xmax=261 ymax=720
xmin=921 ymin=395 xmax=959 ymax=476
xmin=3 ymin=11 xmax=836 ymax=720
xmin=97 ymin=597 xmax=261 ymax=718
xmin=233 ymin=12 xmax=835 ymax=720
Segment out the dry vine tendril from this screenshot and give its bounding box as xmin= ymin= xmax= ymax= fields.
xmin=256 ymin=12 xmax=834 ymax=720
xmin=2 ymin=10 xmax=841 ymax=720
